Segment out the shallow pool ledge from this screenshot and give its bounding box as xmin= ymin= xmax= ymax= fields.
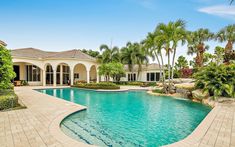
xmin=49 ymin=106 xmax=93 ymax=147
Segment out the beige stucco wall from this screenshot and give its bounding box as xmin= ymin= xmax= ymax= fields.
xmin=74 ymin=64 xmax=87 ymax=81
xmin=12 ymin=57 xmax=98 ymax=85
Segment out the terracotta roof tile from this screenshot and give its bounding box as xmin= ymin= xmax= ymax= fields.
xmin=11 ymin=48 xmax=96 ymax=61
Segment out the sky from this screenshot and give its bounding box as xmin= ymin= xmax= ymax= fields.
xmin=0 ymin=0 xmax=234 ymax=62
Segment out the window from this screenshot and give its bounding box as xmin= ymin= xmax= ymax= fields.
xmin=46 ymin=65 xmax=53 ymax=84
xmin=128 ymin=73 xmax=136 ymax=81
xmin=26 ymin=65 xmax=41 ymax=82
xmin=62 ymin=65 xmax=70 ymax=84
xmin=74 ymin=73 xmax=79 ymax=79
xmin=146 ymin=72 xmax=160 ymax=81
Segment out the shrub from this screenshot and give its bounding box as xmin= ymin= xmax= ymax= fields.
xmin=72 ymin=82 xmax=120 ymax=90
xmin=0 ymin=90 xmax=18 ymax=110
xmin=0 ymin=46 xmax=16 ymax=89
xmin=152 ymin=89 xmax=163 ymax=94
xmin=126 ymin=81 xmax=143 ymax=86
xmin=194 ymin=63 xmax=235 ymax=99
xmin=21 ymin=80 xmax=29 ymax=86
xmin=180 ymin=68 xmax=193 ymax=78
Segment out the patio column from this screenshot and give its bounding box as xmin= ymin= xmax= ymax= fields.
xmin=70 ymin=69 xmax=74 ymax=86
xmin=87 ymin=70 xmax=90 ymax=83
xmin=53 ymin=70 xmax=56 ymax=87
xmin=60 ymin=65 xmax=63 ymax=85
xmin=42 ymin=69 xmax=46 ymax=86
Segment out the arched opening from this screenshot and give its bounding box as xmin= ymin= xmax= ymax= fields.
xmin=90 ymin=65 xmax=97 ymax=83
xmin=73 ymin=64 xmax=87 ymax=83
xmin=56 ymin=63 xmax=70 ymax=85
xmin=45 ymin=64 xmax=53 ymax=85
xmin=13 ymin=62 xmax=42 ymax=86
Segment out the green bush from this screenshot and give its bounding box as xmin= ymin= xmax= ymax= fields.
xmin=126 ymin=81 xmax=143 ymax=86
xmin=0 ymin=90 xmax=18 ymax=110
xmin=72 ymin=82 xmax=120 ymax=90
xmin=0 ymin=46 xmax=16 ymax=89
xmin=194 ymin=63 xmax=235 ymax=99
xmin=21 ymin=80 xmax=29 ymax=86
xmin=152 ymin=89 xmax=163 ymax=94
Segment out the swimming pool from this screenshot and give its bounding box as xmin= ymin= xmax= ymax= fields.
xmin=37 ymin=88 xmax=211 ymax=147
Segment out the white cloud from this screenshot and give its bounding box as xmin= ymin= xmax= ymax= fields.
xmin=198 ymin=5 xmax=235 ymax=20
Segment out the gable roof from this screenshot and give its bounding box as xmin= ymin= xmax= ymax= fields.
xmin=11 ymin=48 xmax=96 ymax=61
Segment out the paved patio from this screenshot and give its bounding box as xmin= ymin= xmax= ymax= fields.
xmin=0 ymin=86 xmax=234 ymax=147
xmin=0 ymin=86 xmax=90 ymax=147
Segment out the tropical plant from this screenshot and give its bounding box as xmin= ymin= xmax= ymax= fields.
xmin=175 ymin=56 xmax=189 ymax=78
xmin=0 ymin=46 xmax=16 ymax=89
xmin=99 ymin=44 xmax=120 ymax=63
xmin=214 ymin=46 xmax=225 ymax=65
xmin=203 ymin=52 xmax=215 ymax=65
xmin=121 ymin=42 xmax=148 ymax=81
xmin=175 ymin=56 xmax=188 ymax=70
xmin=194 ymin=63 xmax=235 ymax=99
xmin=216 ymin=24 xmax=235 ymax=63
xmin=98 ymin=63 xmax=112 ymax=82
xmin=216 ymin=24 xmax=235 ymax=54
xmin=80 ymin=49 xmax=100 ymax=57
xmin=154 ymin=19 xmax=187 ymax=93
xmin=109 ymin=62 xmax=125 ymax=82
xmin=187 ymin=28 xmax=214 ymax=67
xmin=142 ymin=32 xmax=165 ymax=83
xmin=98 ymin=62 xmax=125 ymax=82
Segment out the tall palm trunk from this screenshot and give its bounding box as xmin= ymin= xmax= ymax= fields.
xmin=154 ymin=51 xmax=162 ymax=81
xmin=171 ymin=47 xmax=176 ymax=80
xmin=167 ymin=51 xmax=171 ymax=93
xmin=225 ymin=40 xmax=233 ymax=54
xmin=159 ymin=51 xmax=165 ymax=84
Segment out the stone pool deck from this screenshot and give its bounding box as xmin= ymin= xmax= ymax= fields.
xmin=0 ymin=86 xmax=234 ymax=147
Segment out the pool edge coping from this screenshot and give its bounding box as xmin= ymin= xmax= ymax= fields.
xmin=25 ymin=86 xmax=217 ymax=147
xmin=162 ymin=104 xmax=220 ymax=147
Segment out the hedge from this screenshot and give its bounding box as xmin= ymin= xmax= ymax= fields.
xmin=0 ymin=90 xmax=18 ymax=110
xmin=72 ymin=82 xmax=120 ymax=90
xmin=114 ymin=81 xmax=156 ymax=87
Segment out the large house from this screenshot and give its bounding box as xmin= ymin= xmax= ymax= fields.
xmin=10 ymin=47 xmax=161 ymax=86
xmin=11 ymin=48 xmax=98 ymax=86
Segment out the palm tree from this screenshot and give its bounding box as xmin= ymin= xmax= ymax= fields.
xmin=169 ymin=20 xmax=186 ymax=80
xmin=121 ymin=42 xmax=148 ymax=81
xmin=99 ymin=44 xmax=120 ymax=63
xmin=142 ymin=32 xmax=164 ymax=82
xmin=155 ymin=23 xmax=172 ymax=91
xmin=216 ymin=24 xmax=235 ymax=54
xmin=187 ymin=28 xmax=214 ymax=67
xmin=154 ymin=20 xmax=186 ymax=92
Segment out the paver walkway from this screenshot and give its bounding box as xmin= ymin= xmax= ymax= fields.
xmin=0 ymin=86 xmax=89 ymax=147
xmin=0 ymin=86 xmax=234 ymax=147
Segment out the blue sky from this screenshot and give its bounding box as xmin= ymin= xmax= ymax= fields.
xmin=0 ymin=0 xmax=234 ymax=61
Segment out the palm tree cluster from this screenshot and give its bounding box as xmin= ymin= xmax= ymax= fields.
xmin=97 ymin=21 xmax=235 ymax=94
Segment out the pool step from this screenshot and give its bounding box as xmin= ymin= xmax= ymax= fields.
xmin=63 ymin=119 xmax=141 ymax=147
xmin=82 ymin=119 xmax=142 ymax=147
xmin=63 ymin=120 xmax=108 ymax=146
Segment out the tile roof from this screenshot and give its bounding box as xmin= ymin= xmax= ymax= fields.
xmin=11 ymin=48 xmax=96 ymax=61
xmin=124 ymin=63 xmax=161 ymax=71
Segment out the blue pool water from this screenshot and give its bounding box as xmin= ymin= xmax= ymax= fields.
xmin=37 ymin=88 xmax=211 ymax=147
